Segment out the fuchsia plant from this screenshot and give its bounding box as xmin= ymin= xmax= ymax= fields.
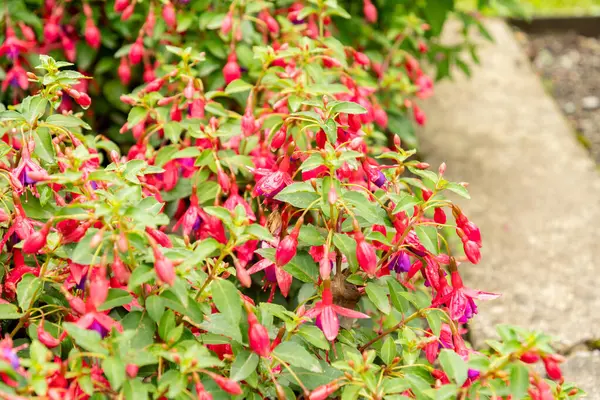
xmin=0 ymin=1 xmax=583 ymax=399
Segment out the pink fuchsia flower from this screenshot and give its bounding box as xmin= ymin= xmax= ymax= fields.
xmin=75 ymin=311 xmax=123 ymax=338
xmin=0 ymin=27 xmax=32 ymax=60
xmin=247 ymin=258 xmax=293 ymax=298
xmin=415 ymin=74 xmax=434 ymax=99
xmin=305 ymin=286 xmax=369 ymax=341
xmin=252 ymin=169 xmax=292 ymax=198
xmin=433 ymin=271 xmax=499 ymax=322
xmin=2 ymin=62 xmax=28 ymax=91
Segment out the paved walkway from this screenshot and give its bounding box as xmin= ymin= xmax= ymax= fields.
xmin=419 ymin=19 xmax=600 ymax=397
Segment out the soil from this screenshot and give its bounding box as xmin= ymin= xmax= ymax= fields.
xmin=514 ymin=30 xmax=600 ymax=163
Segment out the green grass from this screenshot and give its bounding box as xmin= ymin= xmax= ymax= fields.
xmin=457 ymin=0 xmax=600 ymax=16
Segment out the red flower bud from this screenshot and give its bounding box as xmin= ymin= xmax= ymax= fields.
xmin=542 ymin=356 xmax=563 ymax=381
xmin=75 ymin=93 xmax=91 ymax=109
xmin=85 ymin=19 xmax=101 ymax=49
xmin=154 ymin=250 xmax=176 ymax=286
xmin=520 ymin=351 xmax=540 ymax=364
xmin=162 ymin=2 xmax=177 ymax=30
xmin=270 ymin=126 xmax=287 ymax=150
xmin=144 ymin=78 xmax=164 ymax=93
xmin=236 ymin=262 xmax=252 ymax=288
xmin=439 ymin=162 xmax=447 ymax=176
xmin=126 ymin=364 xmax=139 ymax=378
xmin=418 ymin=41 xmax=428 ymax=54
xmin=184 ymin=80 xmax=194 ymax=100
xmin=221 ymin=12 xmax=233 ymax=35
xmin=129 ymin=38 xmax=144 ymax=65
xmin=355 ymin=232 xmax=377 ymax=275
xmin=309 ymin=382 xmax=339 ymax=400
xmin=463 ymin=240 xmax=481 ymax=264
xmin=248 ymin=313 xmax=270 ymax=357
xmin=373 ymin=106 xmax=388 ymax=128
xmin=22 ymin=224 xmax=50 ymax=254
xmin=275 ymin=228 xmax=299 ymax=267
xmin=112 ymin=255 xmax=130 ymax=285
xmin=363 ymin=0 xmax=378 ymax=23
xmin=223 ymin=53 xmax=241 ymax=84
xmin=217 ymin=167 xmax=231 ymax=194
xmin=118 ymin=58 xmax=131 ymax=85
xmin=121 ymin=2 xmax=135 ymax=20
xmin=114 ymin=0 xmax=129 ymax=12
xmin=328 ymin=186 xmax=337 ymax=205
xmin=422 ymin=189 xmax=433 ymax=201
xmin=353 ymin=51 xmax=370 ymax=66
xmin=44 ymin=22 xmax=60 ymax=43
xmin=433 ymin=207 xmax=446 ymax=224
xmin=37 ymin=320 xmax=62 ymax=348
xmin=146 ymin=227 xmax=173 ymax=248
xmin=210 ymin=374 xmax=242 ymax=395
xmin=413 ymin=104 xmax=426 ymax=126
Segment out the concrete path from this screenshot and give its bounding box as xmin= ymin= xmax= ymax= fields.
xmin=418 ymin=19 xmax=600 ymax=396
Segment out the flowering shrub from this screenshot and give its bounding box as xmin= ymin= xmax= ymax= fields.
xmin=0 ymin=1 xmax=582 ymax=400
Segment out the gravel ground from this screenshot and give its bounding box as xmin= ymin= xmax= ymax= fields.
xmin=515 ymin=30 xmax=600 ymax=163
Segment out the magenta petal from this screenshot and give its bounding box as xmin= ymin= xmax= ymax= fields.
xmin=304 ymin=303 xmax=324 ymax=319
xmin=463 ymin=288 xmax=500 ymax=301
xmin=449 ymin=291 xmax=467 ymax=321
xmin=275 ymin=266 xmax=292 ymax=297
xmin=320 ymin=306 xmax=339 ymax=341
xmin=247 ymin=259 xmax=273 ymax=274
xmin=332 ymin=305 xmax=369 ymax=319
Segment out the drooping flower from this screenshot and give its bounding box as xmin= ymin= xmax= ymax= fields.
xmin=433 ymin=271 xmax=499 ymax=322
xmin=305 ymin=286 xmax=369 ymax=341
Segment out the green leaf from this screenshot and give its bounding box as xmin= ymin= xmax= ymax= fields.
xmin=163 ymin=121 xmax=183 ymax=143
xmin=414 ymin=225 xmax=438 ymax=254
xmin=285 ymin=252 xmax=318 ymax=283
xmin=322 ymin=118 xmax=337 ymax=144
xmin=146 ymin=295 xmax=165 ymax=323
xmin=446 ymin=182 xmax=471 ymax=199
xmin=98 ymin=289 xmax=132 ymax=311
xmin=329 ymin=101 xmax=367 ymax=115
xmin=127 ymin=106 xmax=148 ymax=127
xmin=211 ymin=279 xmax=242 ymax=324
xmin=438 ymin=349 xmax=468 ymax=386
xmin=230 ymin=350 xmax=259 ymax=382
xmin=225 ymin=79 xmax=253 ymax=94
xmin=158 ymin=310 xmax=176 ymax=342
xmin=299 ymin=224 xmax=326 ymax=246
xmin=0 ymin=304 xmax=23 ymax=319
xmin=380 ymin=336 xmax=396 ymax=364
xmin=509 ymin=363 xmax=529 ymax=400
xmin=423 ymin=0 xmax=453 ymax=36
xmin=365 ymin=282 xmax=390 ymax=315
xmin=333 ymin=233 xmax=358 ymax=270
xmin=387 ymin=280 xmax=409 ymax=314
xmin=246 ymin=224 xmax=275 ymax=241
xmin=298 ymin=325 xmax=329 ymax=350
xmin=34 ymin=127 xmax=56 ymax=163
xmin=46 ymin=114 xmax=91 ymax=129
xmin=17 ymin=274 xmax=42 ymax=311
xmin=274 ymin=182 xmax=320 ymax=209
xmin=425 ymin=309 xmax=444 ymax=337
xmin=273 ymin=342 xmax=323 ymax=373
xmin=199 ymin=313 xmax=243 ymax=343
xmin=64 ymin=323 xmax=108 ymax=355
xmin=102 ymin=357 xmax=126 ymax=390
